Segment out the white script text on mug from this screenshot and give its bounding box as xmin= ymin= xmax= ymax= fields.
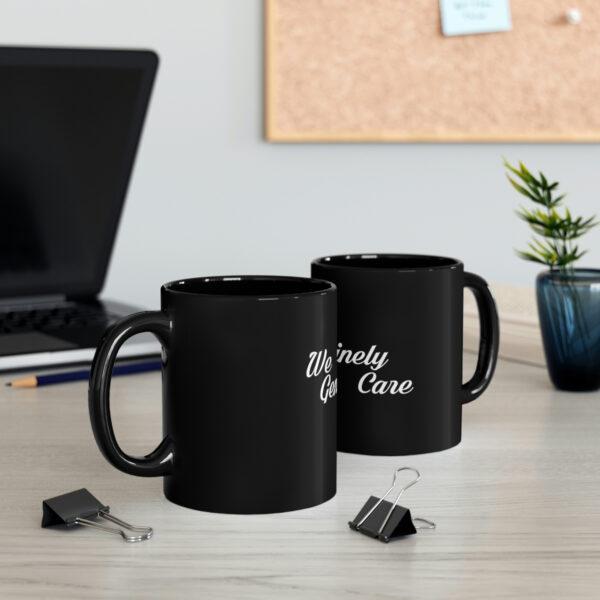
xmin=337 ymin=343 xmax=414 ymax=396
xmin=306 ymin=349 xmax=338 ymax=403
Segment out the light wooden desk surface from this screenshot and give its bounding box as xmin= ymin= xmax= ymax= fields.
xmin=0 ymin=355 xmax=599 ymax=599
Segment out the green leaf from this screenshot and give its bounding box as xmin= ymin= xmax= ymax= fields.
xmin=580 ymin=215 xmax=598 ymax=228
xmin=515 ymin=250 xmax=548 ymax=265
xmin=507 ymin=176 xmax=539 ymax=202
xmin=504 ymin=159 xmax=540 ymax=189
xmin=519 ymin=161 xmax=541 ymax=186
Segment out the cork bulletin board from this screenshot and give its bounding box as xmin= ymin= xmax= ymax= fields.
xmin=265 ymin=0 xmax=600 ymax=142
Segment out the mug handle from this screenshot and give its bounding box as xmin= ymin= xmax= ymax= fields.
xmin=461 ymin=272 xmax=500 ymax=404
xmin=88 ymin=311 xmax=174 ymax=476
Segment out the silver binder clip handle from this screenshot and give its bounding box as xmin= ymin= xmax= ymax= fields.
xmin=75 ymin=510 xmax=153 ymax=542
xmin=356 ymin=466 xmax=421 ymax=534
xmin=413 ymin=517 xmax=436 ymax=529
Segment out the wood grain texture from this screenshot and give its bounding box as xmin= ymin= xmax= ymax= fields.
xmin=265 ymin=0 xmax=600 ymax=142
xmin=1 ymin=356 xmax=599 ymax=598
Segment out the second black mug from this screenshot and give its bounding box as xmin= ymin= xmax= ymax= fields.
xmin=312 ymin=254 xmax=499 ymax=455
xmin=89 ymin=276 xmax=337 ymax=514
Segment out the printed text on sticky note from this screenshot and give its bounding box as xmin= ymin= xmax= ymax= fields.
xmin=440 ymin=0 xmax=512 ymax=36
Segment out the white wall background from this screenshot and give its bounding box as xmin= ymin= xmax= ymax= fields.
xmin=4 ymin=0 xmax=600 ymax=308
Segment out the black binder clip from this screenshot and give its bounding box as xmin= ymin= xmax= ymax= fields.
xmin=349 ymin=467 xmax=435 ymax=543
xmin=42 ymin=488 xmax=153 ymax=542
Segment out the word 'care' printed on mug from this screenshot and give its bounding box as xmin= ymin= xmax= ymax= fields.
xmin=337 ymin=343 xmax=414 ymax=396
xmin=306 ymin=349 xmax=338 ymax=404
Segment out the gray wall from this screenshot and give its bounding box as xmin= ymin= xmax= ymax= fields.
xmin=5 ymin=0 xmax=600 ymax=307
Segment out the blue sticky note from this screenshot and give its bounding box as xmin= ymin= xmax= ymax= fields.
xmin=440 ymin=0 xmax=512 ymax=36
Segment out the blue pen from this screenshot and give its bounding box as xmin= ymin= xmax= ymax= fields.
xmin=6 ymin=360 xmax=162 ymax=388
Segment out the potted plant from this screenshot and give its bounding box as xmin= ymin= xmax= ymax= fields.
xmin=505 ymin=159 xmax=600 ymax=391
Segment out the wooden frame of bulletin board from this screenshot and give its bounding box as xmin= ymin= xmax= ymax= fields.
xmin=264 ymin=0 xmax=600 ymax=142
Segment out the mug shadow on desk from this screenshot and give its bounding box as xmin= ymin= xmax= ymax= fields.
xmin=88 ymin=275 xmax=338 ymax=514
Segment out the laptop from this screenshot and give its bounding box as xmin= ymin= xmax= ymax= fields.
xmin=0 ymin=47 xmax=161 ymax=371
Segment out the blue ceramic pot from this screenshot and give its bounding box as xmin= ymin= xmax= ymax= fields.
xmin=536 ymin=269 xmax=600 ymax=391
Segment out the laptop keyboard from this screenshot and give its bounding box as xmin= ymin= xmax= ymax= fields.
xmin=0 ymin=304 xmax=119 ymax=335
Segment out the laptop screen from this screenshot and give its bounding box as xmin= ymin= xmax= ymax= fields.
xmin=0 ymin=48 xmax=157 ymax=299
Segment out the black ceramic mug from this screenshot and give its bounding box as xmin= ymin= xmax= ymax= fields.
xmin=311 ymin=254 xmax=499 ymax=455
xmin=89 ymin=276 xmax=338 ymax=514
